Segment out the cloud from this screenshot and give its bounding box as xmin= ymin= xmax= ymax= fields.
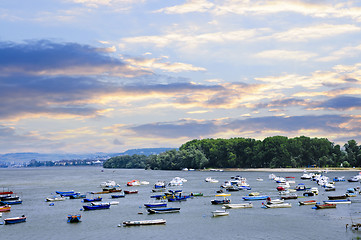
xmin=255 ymin=50 xmax=317 ymax=61
xmin=271 ymin=24 xmax=361 ymax=42
xmin=317 ymin=96 xmax=361 ymax=110
xmin=155 ymin=0 xmax=214 ymax=14
xmin=0 ymin=40 xmax=149 ymax=78
xmin=128 ymin=114 xmax=357 ymax=141
xmin=124 ymin=56 xmax=206 ymax=73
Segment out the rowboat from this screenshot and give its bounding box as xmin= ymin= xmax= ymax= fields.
xmin=223 ymin=203 xmax=253 ymax=209
xmin=122 ymin=219 xmax=166 ymax=226
xmin=1 ymin=199 xmax=22 ymax=205
xmin=67 ymin=214 xmax=81 ymax=223
xmin=328 ymin=195 xmax=348 ymax=200
xmin=263 ymin=202 xmax=291 ymax=208
xmin=83 ymin=203 xmax=110 ymax=210
xmin=111 ymin=194 xmax=125 ymax=198
xmin=323 ymin=199 xmax=351 ymax=204
xmin=281 ymin=194 xmax=297 ymax=200
xmin=243 ymin=196 xmax=269 ymax=201
xmin=299 ymin=200 xmax=317 ymax=205
xmin=55 ymin=191 xmax=74 ymax=195
xmin=249 ymin=192 xmax=260 ymax=196
xmin=124 ymin=190 xmax=138 ymax=194
xmin=212 ymin=210 xmax=229 ymax=217
xmin=83 ymin=197 xmax=102 ymax=202
xmin=144 ymin=202 xmax=167 ymax=208
xmin=4 ymin=215 xmax=26 ymax=224
xmin=147 ymin=207 xmax=180 ymax=214
xmin=315 ymin=204 xmax=336 ymax=209
xmin=0 ymin=205 xmax=11 ymax=212
xmin=46 ymin=196 xmax=66 ymax=202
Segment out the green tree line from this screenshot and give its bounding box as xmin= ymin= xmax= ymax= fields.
xmin=103 ymin=136 xmax=361 ymax=170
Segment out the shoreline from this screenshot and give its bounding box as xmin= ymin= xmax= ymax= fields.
xmin=203 ymin=167 xmax=361 ymax=172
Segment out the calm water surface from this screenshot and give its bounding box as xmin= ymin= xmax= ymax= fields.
xmin=1 ymin=167 xmax=361 ymax=240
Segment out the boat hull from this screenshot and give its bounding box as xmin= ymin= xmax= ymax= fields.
xmin=83 ymin=204 xmax=110 ymax=210
xmin=122 ymin=219 xmax=166 ymax=226
xmin=4 ymin=216 xmax=26 ymax=224
xmin=147 ymin=207 xmax=180 ymax=214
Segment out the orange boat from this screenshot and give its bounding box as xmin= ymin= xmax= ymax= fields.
xmin=0 ymin=205 xmax=11 ymax=212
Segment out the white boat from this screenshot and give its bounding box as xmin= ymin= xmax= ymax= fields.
xmin=205 ymin=177 xmax=219 ymax=183
xmin=100 ymin=180 xmax=118 ymax=188
xmin=121 ymin=219 xmax=166 ymax=226
xmin=223 ymin=203 xmax=253 ymax=209
xmin=267 ymin=199 xmax=284 ymax=204
xmin=323 ymin=199 xmax=351 ymax=204
xmin=92 ymin=201 xmax=119 ymax=205
xmin=212 ymin=210 xmax=229 ymax=217
xmin=46 ymin=196 xmax=66 ymax=202
xmin=264 ymin=202 xmax=291 ymax=208
xmin=140 ymin=181 xmax=150 ymax=185
xmin=256 ymin=177 xmax=263 ymax=181
xmin=168 ymin=177 xmax=187 ymax=186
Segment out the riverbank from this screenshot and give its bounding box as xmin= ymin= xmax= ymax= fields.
xmin=204 ymin=167 xmax=361 ymax=172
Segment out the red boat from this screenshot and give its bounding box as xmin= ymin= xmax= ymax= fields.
xmin=315 ymin=204 xmax=336 ymax=209
xmin=0 ymin=191 xmax=13 ymax=195
xmin=124 ymin=190 xmax=138 ymax=194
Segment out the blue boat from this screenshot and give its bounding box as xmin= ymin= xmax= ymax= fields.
xmin=83 ymin=203 xmax=110 ymax=210
xmin=67 ymin=214 xmax=81 ymax=223
xmin=83 ymin=197 xmax=102 ymax=202
xmin=4 ymin=215 xmax=26 ymax=224
xmin=111 ymin=194 xmax=125 ymax=198
xmin=211 ymin=193 xmax=231 ymax=205
xmin=56 ymin=191 xmax=75 ymax=195
xmin=243 ymin=196 xmax=269 ymax=201
xmin=1 ymin=199 xmax=22 ymax=205
xmin=144 ymin=202 xmax=167 ymax=208
xmin=147 ymin=207 xmax=180 ymax=214
xmin=168 ymin=196 xmax=188 ymax=202
xmin=69 ymin=194 xmax=86 ymax=199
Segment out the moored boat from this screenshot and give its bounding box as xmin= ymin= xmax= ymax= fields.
xmin=67 ymin=214 xmax=81 ymax=223
xmin=4 ymin=215 xmax=26 ymax=224
xmin=147 ymin=207 xmax=180 ymax=214
xmin=124 ymin=190 xmax=138 ymax=194
xmin=299 ymin=200 xmax=317 ymax=205
xmin=263 ymin=202 xmax=291 ymax=208
xmin=83 ymin=196 xmax=102 ymax=202
xmin=223 ymin=203 xmax=253 ymax=209
xmin=323 ymin=199 xmax=351 ymax=204
xmin=211 ymin=194 xmax=231 ymax=205
xmin=122 ymin=219 xmax=166 ymax=226
xmin=46 ymin=196 xmax=66 ymax=202
xmin=83 ymin=203 xmax=110 ymax=210
xmin=144 ymin=202 xmax=167 ymax=208
xmin=111 ymin=194 xmax=125 ymax=198
xmin=243 ymin=196 xmax=269 ymax=201
xmin=328 ymin=195 xmax=348 ymax=200
xmin=212 ymin=210 xmax=229 ymax=217
xmin=315 ymin=203 xmax=336 ymax=209
xmin=0 ymin=205 xmax=11 ymax=212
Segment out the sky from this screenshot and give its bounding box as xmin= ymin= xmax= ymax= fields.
xmin=1 ymin=0 xmax=361 ymax=154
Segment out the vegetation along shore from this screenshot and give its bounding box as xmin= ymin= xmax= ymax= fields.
xmin=104 ymin=135 xmax=361 ymax=171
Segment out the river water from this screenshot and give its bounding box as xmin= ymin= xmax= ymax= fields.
xmin=1 ymin=167 xmax=361 ymax=240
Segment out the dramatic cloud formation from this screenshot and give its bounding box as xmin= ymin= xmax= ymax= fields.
xmin=1 ymin=0 xmax=361 ymax=153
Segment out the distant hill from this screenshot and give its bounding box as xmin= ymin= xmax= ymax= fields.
xmin=0 ymin=148 xmax=176 ymax=164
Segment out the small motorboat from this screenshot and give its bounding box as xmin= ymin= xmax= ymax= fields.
xmin=256 ymin=177 xmax=263 ymax=181
xmin=127 ymin=180 xmax=141 ymax=187
xmin=328 ymin=195 xmax=348 ymax=200
xmin=212 ymin=210 xmax=229 ymax=217
xmin=147 ymin=207 xmax=180 ymax=214
xmin=249 ymin=192 xmax=260 ymax=196
xmin=205 ymin=177 xmax=219 ymax=183
xmin=281 ymin=194 xmax=297 ymax=200
xmin=4 ymin=215 xmax=26 ymax=224
xmin=67 ymin=214 xmax=81 ymax=223
xmin=122 ymin=219 xmax=166 ymax=226
xmin=211 ymin=194 xmax=231 ymax=205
